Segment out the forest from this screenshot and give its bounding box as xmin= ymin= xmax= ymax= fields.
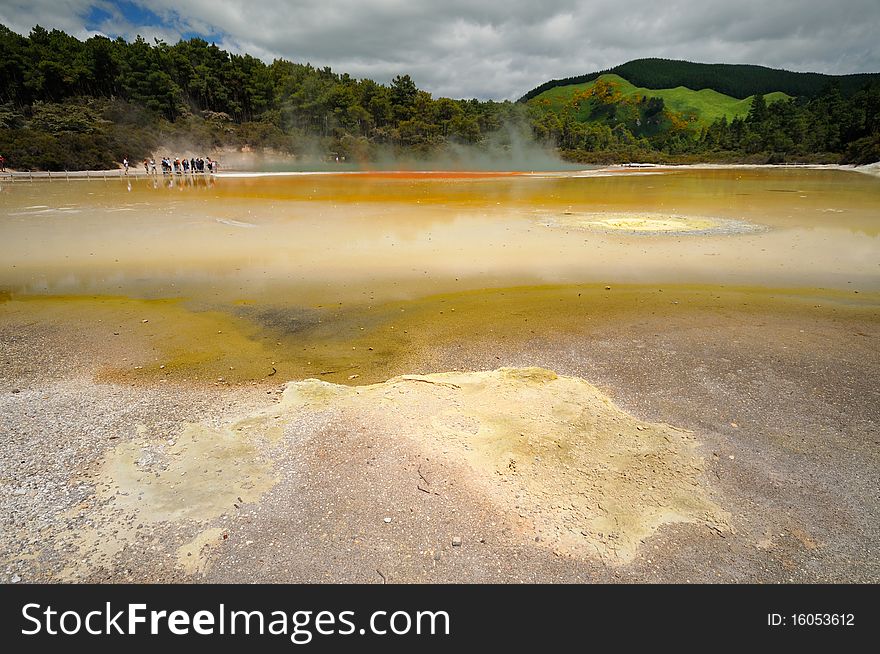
xmin=529 ymin=77 xmax=880 ymax=165
xmin=1 ymin=25 xmax=878 ymax=169
xmin=0 ymin=24 xmax=525 ymax=169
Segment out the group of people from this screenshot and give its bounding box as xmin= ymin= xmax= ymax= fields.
xmin=136 ymin=156 xmax=219 ymax=175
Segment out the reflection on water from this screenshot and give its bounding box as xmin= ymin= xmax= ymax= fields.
xmin=1 ymin=167 xmax=878 ymax=306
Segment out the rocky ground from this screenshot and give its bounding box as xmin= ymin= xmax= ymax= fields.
xmin=1 ymin=294 xmax=878 ymax=584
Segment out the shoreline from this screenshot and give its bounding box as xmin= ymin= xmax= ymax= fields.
xmin=1 ymin=161 xmax=877 ymax=179
xmin=0 ymin=168 xmax=216 ymax=180
xmin=2 ymin=286 xmax=878 ymax=582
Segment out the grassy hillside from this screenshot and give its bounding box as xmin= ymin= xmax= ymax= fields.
xmin=530 ymin=74 xmax=790 ymax=125
xmin=520 ymin=58 xmax=880 ymax=103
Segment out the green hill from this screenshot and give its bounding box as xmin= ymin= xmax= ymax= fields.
xmin=530 ymin=74 xmax=791 ymax=126
xmin=520 ymin=58 xmax=880 ymax=102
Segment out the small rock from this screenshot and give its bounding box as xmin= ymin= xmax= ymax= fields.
xmin=11 ymin=388 xmax=21 ymax=394
xmin=452 ymin=536 xmax=462 ymax=547
xmin=604 ymin=286 xmax=611 ymax=290
xmin=433 ymin=551 xmax=442 ymax=561
xmin=11 ymin=574 xmax=21 ymax=583
xmin=383 ymin=517 xmax=392 ymax=523
xmin=141 ymin=319 xmax=149 ymax=323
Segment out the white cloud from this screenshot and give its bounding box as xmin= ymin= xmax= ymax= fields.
xmin=1 ymin=0 xmax=878 ymax=99
xmin=0 ymin=0 xmax=101 ymax=39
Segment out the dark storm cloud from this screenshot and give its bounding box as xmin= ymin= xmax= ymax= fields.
xmin=0 ymin=0 xmax=877 ymax=99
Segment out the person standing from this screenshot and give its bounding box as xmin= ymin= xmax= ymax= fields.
xmin=0 ymin=154 xmax=6 ymax=172
xmin=123 ymin=157 xmax=129 ymax=175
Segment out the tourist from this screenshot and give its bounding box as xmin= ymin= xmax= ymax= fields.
xmin=0 ymin=154 xmax=6 ymax=171
xmin=123 ymin=157 xmax=129 ymax=174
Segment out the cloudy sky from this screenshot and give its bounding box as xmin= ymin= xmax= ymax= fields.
xmin=0 ymin=0 xmax=877 ymax=99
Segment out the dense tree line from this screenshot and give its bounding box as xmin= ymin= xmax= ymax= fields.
xmin=0 ymin=24 xmax=526 ymax=169
xmin=528 ymin=77 xmax=880 ymax=165
xmin=0 ymin=25 xmax=878 ymax=169
xmin=519 ymin=58 xmax=880 ymax=103
xmin=698 ymin=87 xmax=880 ymax=163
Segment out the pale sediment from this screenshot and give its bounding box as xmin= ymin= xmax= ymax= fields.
xmin=3 ymin=366 xmax=725 ymax=580
xmin=540 ymin=211 xmax=765 ymax=235
xmin=271 ymin=367 xmax=726 ymax=562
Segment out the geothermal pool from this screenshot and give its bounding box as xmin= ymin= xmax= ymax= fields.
xmin=2 ymin=167 xmax=879 ymax=299
xmin=0 ymin=166 xmax=878 ymax=385
xmin=2 ymin=165 xmax=880 ymax=584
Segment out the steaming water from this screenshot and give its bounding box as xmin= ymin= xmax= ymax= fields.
xmin=2 ymin=165 xmax=877 ymax=385
xmin=1 ymin=167 xmax=878 ymax=304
